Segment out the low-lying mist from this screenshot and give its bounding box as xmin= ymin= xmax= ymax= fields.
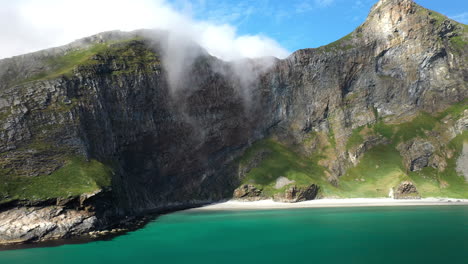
xmin=1 ymin=0 xmax=286 ymax=142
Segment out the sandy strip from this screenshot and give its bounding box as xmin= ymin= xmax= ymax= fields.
xmin=192 ymin=198 xmax=468 ymax=211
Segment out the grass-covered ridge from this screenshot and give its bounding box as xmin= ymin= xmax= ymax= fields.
xmin=18 ymin=37 xmax=161 ymax=85
xmin=319 ymin=33 xmax=355 ymax=52
xmin=19 ymin=44 xmax=109 ymax=84
xmin=0 ymin=157 xmax=113 ymax=203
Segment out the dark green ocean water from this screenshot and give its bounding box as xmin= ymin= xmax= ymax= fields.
xmin=1 ymin=206 xmax=467 ymax=264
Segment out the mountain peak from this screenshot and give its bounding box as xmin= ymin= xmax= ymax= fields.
xmin=373 ymin=0 xmax=413 ymax=8
xmin=362 ymin=0 xmax=461 ymax=43
xmin=369 ymin=0 xmax=416 ymax=19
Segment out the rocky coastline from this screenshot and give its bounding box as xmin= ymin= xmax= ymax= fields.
xmin=0 ymin=197 xmax=217 ymax=248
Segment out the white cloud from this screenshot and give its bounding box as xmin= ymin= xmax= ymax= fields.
xmin=0 ymin=0 xmax=289 ymax=60
xmin=450 ymin=12 xmax=468 ymax=24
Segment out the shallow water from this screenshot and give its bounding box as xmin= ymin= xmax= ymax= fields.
xmin=1 ymin=206 xmax=467 ymax=264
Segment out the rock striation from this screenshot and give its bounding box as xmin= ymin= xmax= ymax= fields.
xmin=233 ymin=184 xmax=264 ymax=201
xmin=0 ymin=206 xmax=97 ymax=244
xmin=273 ymin=185 xmax=320 ymax=203
xmin=398 ymin=139 xmax=435 ymax=171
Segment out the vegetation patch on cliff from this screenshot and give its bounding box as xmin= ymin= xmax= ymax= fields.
xmin=239 ymin=101 xmax=468 ymax=199
xmin=339 ymin=133 xmax=468 ymax=199
xmin=0 ymin=108 xmax=12 ymax=121
xmin=343 ymin=102 xmax=468 ymax=198
xmin=0 ymin=157 xmax=112 ymax=203
xmin=339 ymin=144 xmax=408 ymax=197
xmin=20 ymin=44 xmax=109 ymax=84
xmin=450 ymin=36 xmax=467 ymax=51
xmin=238 ymin=139 xmax=337 ymax=197
xmin=98 ymin=39 xmax=161 ymax=76
xmin=346 ymin=126 xmax=365 ymax=150
xmin=436 ymin=99 xmax=468 ymax=120
xmin=408 ymin=132 xmax=468 ymax=199
xmin=18 ymin=37 xmax=160 ymax=85
xmin=319 ymin=33 xmax=355 ymax=52
xmin=427 ymin=10 xmax=448 ymax=27
xmin=372 ymin=100 xmax=467 ymax=144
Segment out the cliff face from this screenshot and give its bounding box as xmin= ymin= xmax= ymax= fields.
xmin=260 ymin=0 xmax=467 ymax=178
xmin=0 ymin=0 xmax=467 ymax=243
xmin=0 ymin=32 xmax=281 ymax=212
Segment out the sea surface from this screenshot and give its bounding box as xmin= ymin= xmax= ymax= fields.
xmin=1 ymin=206 xmax=467 ymax=264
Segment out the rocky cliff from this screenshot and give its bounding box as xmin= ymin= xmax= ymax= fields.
xmin=0 ymin=0 xmax=467 ymax=244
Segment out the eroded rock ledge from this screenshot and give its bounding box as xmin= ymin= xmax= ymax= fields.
xmin=0 ymin=206 xmax=97 ymax=245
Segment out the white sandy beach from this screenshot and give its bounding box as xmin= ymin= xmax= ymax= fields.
xmin=193 ymin=198 xmax=468 ymax=211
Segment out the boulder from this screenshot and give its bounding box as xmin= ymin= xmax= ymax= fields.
xmin=273 ymin=184 xmax=320 ymax=203
xmin=393 ymin=181 xmax=421 ymax=199
xmin=233 ymin=184 xmax=263 ymax=201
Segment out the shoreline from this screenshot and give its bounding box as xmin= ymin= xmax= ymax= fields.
xmin=2 ymin=198 xmax=467 ymax=250
xmin=0 ymin=201 xmax=210 ymax=250
xmin=191 ymin=198 xmax=468 ymax=211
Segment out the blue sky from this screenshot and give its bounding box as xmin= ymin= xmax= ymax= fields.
xmin=1 ymin=0 xmax=467 ymax=60
xmin=179 ymin=0 xmax=468 ymax=52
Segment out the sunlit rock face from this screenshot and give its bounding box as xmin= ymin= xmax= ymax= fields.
xmin=256 ymin=0 xmax=467 ymax=180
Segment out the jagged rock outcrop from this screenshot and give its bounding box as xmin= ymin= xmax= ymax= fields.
xmin=0 ymin=0 xmax=467 ymax=244
xmin=0 ymin=189 xmax=116 ymax=244
xmin=233 ymin=184 xmax=264 ymax=201
xmin=393 ymin=181 xmax=421 ymax=199
xmin=0 ymin=206 xmax=97 ymax=244
xmin=273 ymin=185 xmax=320 ymax=203
xmin=398 ymin=139 xmax=435 ymax=171
xmin=453 ymin=110 xmax=468 ymax=135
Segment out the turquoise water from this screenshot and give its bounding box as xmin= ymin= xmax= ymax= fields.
xmin=1 ymin=206 xmax=467 ymax=264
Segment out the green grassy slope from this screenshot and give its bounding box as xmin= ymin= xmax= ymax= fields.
xmin=0 ymin=157 xmax=112 ymax=203
xmin=338 ymin=144 xmax=408 ymax=197
xmin=238 ymin=101 xmax=468 ymax=199
xmin=17 ymin=37 xmax=160 ymax=85
xmin=408 ymin=133 xmax=468 ymax=198
xmin=238 ymin=139 xmax=340 ymax=197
